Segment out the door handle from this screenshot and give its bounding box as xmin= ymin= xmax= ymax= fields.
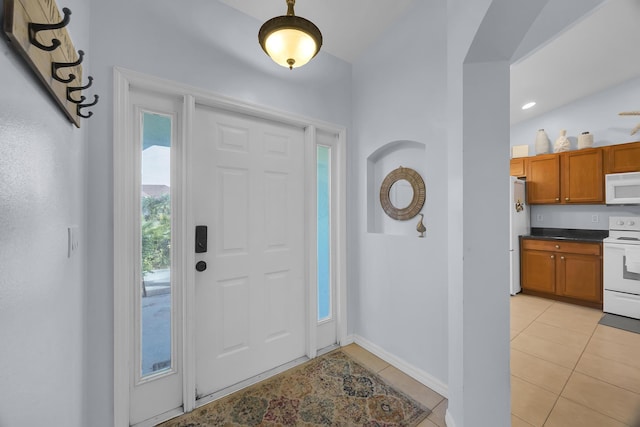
xmin=195 ymin=225 xmax=207 ymax=253
xmin=195 ymin=261 xmax=207 ymax=272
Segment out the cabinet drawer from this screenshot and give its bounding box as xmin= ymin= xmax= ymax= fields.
xmin=521 ymin=239 xmax=601 ymax=255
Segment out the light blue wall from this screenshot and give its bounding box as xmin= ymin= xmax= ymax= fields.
xmin=511 ymin=75 xmax=640 ymax=229
xmin=511 ymin=76 xmax=640 ymax=149
xmin=2 ymin=0 xmax=625 ymax=425
xmin=85 ymin=1 xmax=352 ymax=425
xmin=351 ymin=0 xmax=449 ymax=388
xmin=0 ymin=0 xmax=90 ymax=425
xmin=446 ymin=1 xmax=606 ymax=425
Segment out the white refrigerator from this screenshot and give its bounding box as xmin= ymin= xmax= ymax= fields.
xmin=509 ymin=177 xmax=530 ymax=295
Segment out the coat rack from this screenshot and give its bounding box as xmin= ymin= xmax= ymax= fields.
xmin=3 ymin=0 xmax=98 ymax=127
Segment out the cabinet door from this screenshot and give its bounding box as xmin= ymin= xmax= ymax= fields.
xmin=510 ymin=158 xmax=526 ymax=177
xmin=606 ymin=142 xmax=640 ymax=173
xmin=521 ymin=250 xmax=556 ymax=294
xmin=557 ymin=253 xmax=602 ymax=303
xmin=527 ymin=155 xmax=560 ymax=204
xmin=562 ymin=149 xmax=604 ymax=204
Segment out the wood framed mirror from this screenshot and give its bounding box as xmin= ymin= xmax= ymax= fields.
xmin=379 ymin=166 xmax=425 ymax=220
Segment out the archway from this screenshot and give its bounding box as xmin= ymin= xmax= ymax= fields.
xmin=446 ymin=1 xmax=606 ymax=426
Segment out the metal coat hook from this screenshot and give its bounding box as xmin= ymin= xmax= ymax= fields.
xmin=66 ymin=76 xmax=93 ymax=102
xmin=28 ymin=7 xmax=71 ymax=51
xmin=52 ymin=49 xmax=83 ymax=84
xmin=67 ymin=94 xmax=86 ymax=105
xmin=77 ymin=94 xmax=99 ymax=118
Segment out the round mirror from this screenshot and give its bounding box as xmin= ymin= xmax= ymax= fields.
xmin=389 ymin=179 xmax=414 ymax=209
xmin=379 ymin=167 xmax=426 ymax=220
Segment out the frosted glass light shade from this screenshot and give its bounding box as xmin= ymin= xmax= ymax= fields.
xmin=258 ymin=3 xmax=322 ymax=70
xmin=263 ymin=28 xmax=318 ymax=69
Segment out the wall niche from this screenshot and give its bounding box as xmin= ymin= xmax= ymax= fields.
xmin=367 ymin=140 xmax=426 ymax=236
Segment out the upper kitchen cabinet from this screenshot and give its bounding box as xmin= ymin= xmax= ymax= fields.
xmin=561 ymin=148 xmax=604 ymax=203
xmin=605 ymin=141 xmax=640 ymax=173
xmin=527 ymin=154 xmax=560 ymax=204
xmin=510 ymin=158 xmax=526 ymax=177
xmin=526 ymin=148 xmax=604 ymax=204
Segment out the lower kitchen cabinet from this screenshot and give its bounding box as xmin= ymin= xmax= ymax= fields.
xmin=521 ymin=249 xmax=556 ymax=294
xmin=521 ymin=238 xmax=602 ymax=308
xmin=558 ymin=253 xmax=602 ymax=303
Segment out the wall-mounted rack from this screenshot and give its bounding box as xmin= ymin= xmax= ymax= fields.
xmin=3 ymin=0 xmax=98 ymax=127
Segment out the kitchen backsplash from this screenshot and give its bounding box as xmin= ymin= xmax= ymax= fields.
xmin=530 ymin=204 xmax=640 ymax=230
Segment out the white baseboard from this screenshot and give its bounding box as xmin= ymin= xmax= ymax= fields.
xmin=349 ymin=334 xmax=448 ymax=398
xmin=445 ymin=409 xmax=457 ymax=427
xmin=340 ymin=334 xmax=355 ymax=346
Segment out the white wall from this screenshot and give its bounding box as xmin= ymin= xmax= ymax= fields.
xmin=351 ymin=0 xmax=449 ymax=390
xmin=511 ymin=75 xmax=640 ymax=229
xmin=85 ymin=1 xmax=352 ymax=425
xmin=0 ymin=0 xmax=90 ymax=425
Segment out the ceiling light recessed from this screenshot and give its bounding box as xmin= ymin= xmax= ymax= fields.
xmin=258 ymin=0 xmax=322 ymax=70
xmin=521 ymin=101 xmax=536 ymax=110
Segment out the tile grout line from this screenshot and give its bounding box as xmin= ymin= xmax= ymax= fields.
xmin=509 ymin=296 xmax=555 ymax=342
xmin=540 ymin=303 xmax=606 ymax=426
xmin=511 ymin=299 xmax=602 ymax=426
xmin=511 ymin=299 xmax=562 ymax=426
xmin=512 ymin=297 xmax=640 ymax=425
xmin=512 ymin=300 xmax=602 ymax=368
xmin=539 ymin=299 xmax=581 ymax=426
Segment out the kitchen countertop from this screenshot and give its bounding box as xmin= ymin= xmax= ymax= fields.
xmin=522 ymin=227 xmax=609 ymax=243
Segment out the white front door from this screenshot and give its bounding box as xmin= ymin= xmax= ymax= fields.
xmin=192 ymin=104 xmax=307 ymax=398
xmin=115 ymin=69 xmax=347 ymax=426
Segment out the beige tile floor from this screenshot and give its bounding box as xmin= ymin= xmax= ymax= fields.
xmin=349 ymin=294 xmax=640 ymax=427
xmin=341 ymin=344 xmax=447 ymax=427
xmin=511 ymin=294 xmax=640 ymax=427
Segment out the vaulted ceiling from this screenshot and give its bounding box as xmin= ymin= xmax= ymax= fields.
xmin=218 ymin=0 xmax=640 ymax=124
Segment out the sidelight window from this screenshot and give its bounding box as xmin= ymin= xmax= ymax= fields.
xmin=317 ymin=145 xmax=332 ymax=322
xmin=140 ymin=111 xmax=173 ymax=377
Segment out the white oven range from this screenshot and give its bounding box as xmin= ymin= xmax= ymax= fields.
xmin=603 ymin=216 xmax=640 ymax=319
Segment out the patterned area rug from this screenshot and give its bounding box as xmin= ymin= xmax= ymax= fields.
xmin=160 ymin=350 xmax=431 ymax=426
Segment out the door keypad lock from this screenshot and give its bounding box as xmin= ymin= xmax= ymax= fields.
xmin=195 ymin=225 xmax=208 ymax=253
xmin=195 ymin=226 xmax=208 ymax=272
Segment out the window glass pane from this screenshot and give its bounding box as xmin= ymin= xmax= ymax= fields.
xmin=140 ymin=112 xmax=172 ymax=377
xmin=317 ymin=145 xmax=331 ymax=321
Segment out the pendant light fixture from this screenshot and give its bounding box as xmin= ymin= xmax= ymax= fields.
xmin=258 ymin=0 xmax=322 ymax=70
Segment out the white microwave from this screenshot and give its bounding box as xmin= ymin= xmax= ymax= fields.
xmin=606 ymin=172 xmax=640 ymax=204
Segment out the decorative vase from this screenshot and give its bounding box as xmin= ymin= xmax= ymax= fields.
xmin=554 ymin=129 xmax=570 ymax=153
xmin=578 ymin=131 xmax=594 ymax=149
xmin=535 ymin=129 xmax=550 ymax=155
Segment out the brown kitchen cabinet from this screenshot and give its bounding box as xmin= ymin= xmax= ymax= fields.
xmin=510 ymin=158 xmax=526 ymax=177
xmin=605 ymin=141 xmax=640 ymax=173
xmin=526 ymin=148 xmax=604 ymax=204
xmin=520 ymin=238 xmax=602 ymax=308
xmin=526 ymin=154 xmax=560 ymax=203
xmin=561 ymin=148 xmax=604 ymax=203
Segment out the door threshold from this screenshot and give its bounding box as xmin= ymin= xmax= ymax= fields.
xmin=132 ymin=406 xmax=185 ymax=427
xmin=195 ymin=355 xmax=310 ymax=408
xmin=317 ymin=343 xmax=340 ymax=356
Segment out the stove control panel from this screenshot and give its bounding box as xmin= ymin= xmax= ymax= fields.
xmin=609 ymin=216 xmax=640 ymax=232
